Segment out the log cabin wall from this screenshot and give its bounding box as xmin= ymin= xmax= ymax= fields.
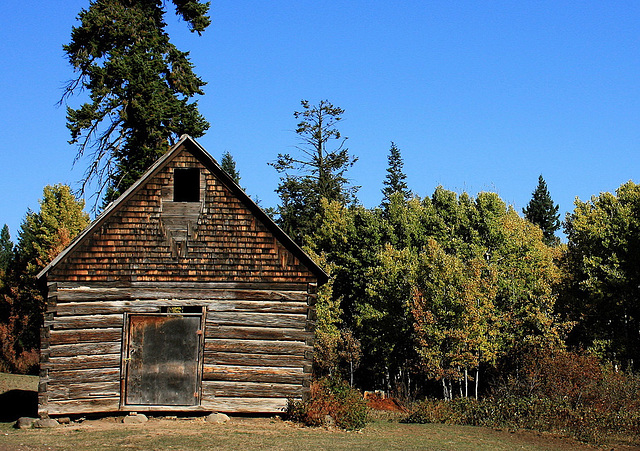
xmin=38 ymin=137 xmax=324 ymax=417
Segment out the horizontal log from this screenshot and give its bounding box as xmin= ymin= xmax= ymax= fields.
xmin=50 ymin=341 xmax=121 ymax=358
xmin=46 ymin=353 xmax=121 ymax=371
xmin=51 ymin=328 xmax=122 ymax=345
xmin=57 ymin=281 xmax=309 ymax=291
xmin=137 ymin=282 xmax=309 ymax=291
xmin=204 ymin=352 xmax=305 ymax=368
xmin=206 ymin=312 xmax=306 ymax=329
xmin=46 ymin=397 xmax=121 ymax=416
xmin=54 ymin=299 xmax=308 ymax=316
xmin=47 ymin=381 xmax=120 ymax=401
xmin=203 ymin=365 xmax=304 ymax=384
xmin=120 ymin=405 xmax=210 ymax=413
xmin=55 ymin=301 xmax=160 ymax=316
xmin=205 ymin=326 xmax=311 ymax=342
xmin=202 ymin=381 xmax=302 ymax=399
xmin=207 ymin=301 xmax=308 ymax=314
xmin=50 ymin=314 xmax=124 ymax=330
xmin=200 ymin=397 xmax=290 ymax=413
xmin=56 ymin=287 xmax=309 ymax=302
xmin=204 ymin=339 xmax=311 ymax=356
xmin=47 ymin=367 xmax=121 ymax=384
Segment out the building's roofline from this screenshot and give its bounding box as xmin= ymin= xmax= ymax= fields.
xmin=37 ymin=135 xmax=328 ymax=284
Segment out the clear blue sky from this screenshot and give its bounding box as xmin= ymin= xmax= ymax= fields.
xmin=1 ymin=1 xmax=639 ymax=241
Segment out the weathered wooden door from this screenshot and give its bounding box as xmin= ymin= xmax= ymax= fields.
xmin=125 ymin=314 xmax=203 ymax=406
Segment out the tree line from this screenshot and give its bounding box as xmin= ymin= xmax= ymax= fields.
xmin=2 ymin=1 xmax=639 ymax=403
xmin=269 ymin=99 xmax=640 ymax=398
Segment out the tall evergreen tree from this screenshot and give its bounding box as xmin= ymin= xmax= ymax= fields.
xmin=0 ymin=225 xmax=13 ymax=275
xmin=63 ymin=0 xmax=211 ymax=203
xmin=522 ymin=175 xmax=560 ymax=245
xmin=220 ymin=151 xmax=241 ymax=185
xmin=270 ymin=100 xmax=358 ymax=244
xmin=381 ymin=142 xmax=410 ymax=209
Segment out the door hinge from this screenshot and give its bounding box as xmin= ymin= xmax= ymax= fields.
xmin=196 ymin=329 xmax=203 ymax=335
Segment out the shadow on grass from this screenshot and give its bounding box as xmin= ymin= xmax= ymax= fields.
xmin=0 ymin=389 xmax=37 ymax=422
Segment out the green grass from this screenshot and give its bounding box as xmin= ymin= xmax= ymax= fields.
xmin=0 ymin=373 xmax=593 ymax=450
xmin=0 ymin=372 xmax=38 ymax=393
xmin=0 ymin=417 xmax=594 ymax=451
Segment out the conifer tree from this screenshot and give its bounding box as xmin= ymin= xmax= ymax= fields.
xmin=381 ymin=141 xmax=410 ymax=209
xmin=0 ymin=225 xmax=13 ymax=275
xmin=63 ymin=0 xmax=211 ymax=203
xmin=271 ymin=100 xmax=358 ymax=244
xmin=17 ymin=185 xmax=90 ymax=274
xmin=523 ymin=175 xmax=560 ymax=245
xmin=220 ymin=151 xmax=241 ymax=185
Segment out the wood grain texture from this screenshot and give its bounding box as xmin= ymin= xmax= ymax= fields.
xmin=202 ymin=365 xmax=304 ymax=384
xmin=46 ymin=398 xmax=121 ymax=416
xmin=205 ymin=326 xmax=311 ymax=342
xmin=53 ymin=299 xmax=308 ymax=316
xmin=46 ymin=150 xmax=318 ymax=284
xmin=204 ymin=339 xmax=311 ymax=355
xmin=47 ymin=381 xmax=120 ymax=401
xmin=200 ymin=397 xmax=290 ymax=413
xmin=206 ymin=312 xmax=306 ymax=329
xmin=49 ymin=314 xmax=124 ymax=330
xmin=44 ymin=353 xmax=121 ymax=371
xmin=57 ymin=281 xmax=310 ymax=291
xmin=50 ymin=328 xmax=122 ymax=345
xmin=55 ymin=287 xmax=309 ymax=303
xmin=204 ymin=352 xmax=305 ymax=368
xmin=47 ymin=368 xmax=121 ymax=384
xmin=202 ymin=381 xmax=302 ymax=398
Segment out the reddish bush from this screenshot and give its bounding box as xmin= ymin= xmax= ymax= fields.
xmin=0 ymin=314 xmax=39 ymax=374
xmin=285 ymin=377 xmax=369 ymax=430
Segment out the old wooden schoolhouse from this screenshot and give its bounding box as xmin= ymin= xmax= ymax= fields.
xmin=36 ymin=135 xmax=327 ymax=417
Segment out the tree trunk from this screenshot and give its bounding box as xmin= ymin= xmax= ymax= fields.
xmin=349 ymin=360 xmax=353 ymax=387
xmin=442 ymin=378 xmax=449 ymax=400
xmin=385 ymin=366 xmax=390 ymax=393
xmin=464 ymin=368 xmax=468 ymax=398
xmin=475 ymin=367 xmax=479 ymax=400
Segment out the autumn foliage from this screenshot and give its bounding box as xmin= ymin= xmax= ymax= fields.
xmin=0 ymin=185 xmax=88 ymax=374
xmin=404 ymin=346 xmax=640 ymax=444
xmin=285 ymin=377 xmax=369 ymax=430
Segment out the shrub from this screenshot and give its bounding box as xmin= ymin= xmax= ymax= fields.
xmin=403 ymin=347 xmax=640 ymax=445
xmin=285 ymin=377 xmax=369 ymax=430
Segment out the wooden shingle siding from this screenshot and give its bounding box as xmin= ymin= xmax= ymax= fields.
xmin=38 ymin=136 xmax=325 ymax=417
xmin=48 ymin=151 xmax=315 ymax=284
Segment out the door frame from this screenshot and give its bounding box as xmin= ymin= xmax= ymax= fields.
xmin=120 ymin=310 xmax=206 ymax=409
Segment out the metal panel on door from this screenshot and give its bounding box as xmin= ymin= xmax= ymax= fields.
xmin=125 ymin=314 xmax=202 ymax=406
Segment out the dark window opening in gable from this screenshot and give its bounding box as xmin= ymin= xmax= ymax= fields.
xmin=174 ymin=168 xmax=200 ymax=202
